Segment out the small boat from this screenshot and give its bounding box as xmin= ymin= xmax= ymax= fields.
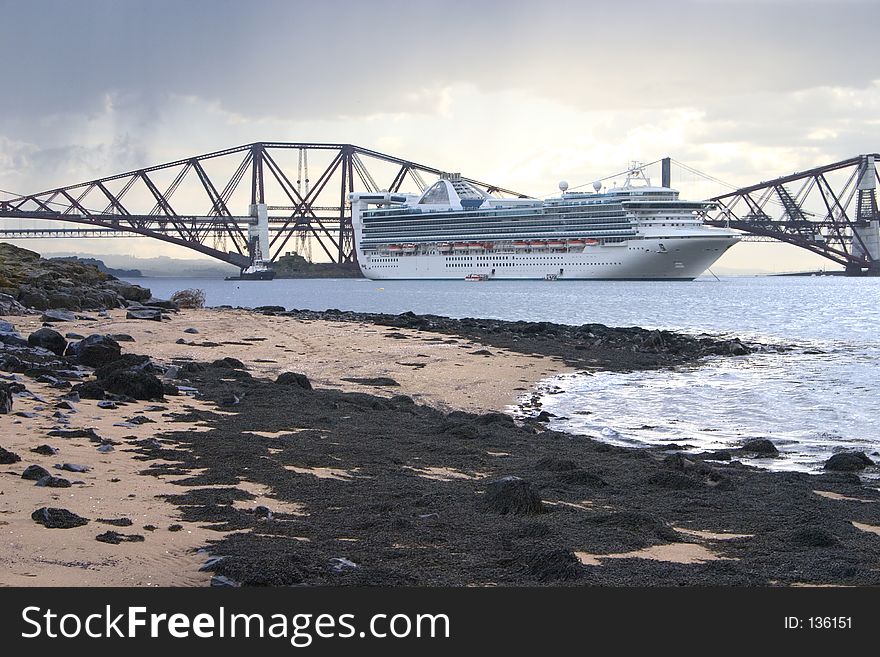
xmin=400 ymin=244 xmax=417 ymax=253
xmin=544 ymin=273 xmax=558 ymax=281
xmin=512 ymin=241 xmax=529 ymax=249
xmin=465 ymin=273 xmax=489 ymax=281
xmin=467 ymin=243 xmax=483 ymax=251
xmin=584 ymin=238 xmax=599 ymax=245
xmin=453 ymin=242 xmax=470 ymax=252
xmin=437 ymin=242 xmax=454 ymax=252
xmin=567 ymin=239 xmax=585 ymax=246
xmin=547 ymin=240 xmax=565 ymax=249
xmin=226 ymin=262 xmax=276 ymax=281
xmin=387 ymin=244 xmax=402 ymax=252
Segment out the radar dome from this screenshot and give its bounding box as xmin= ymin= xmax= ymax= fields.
xmin=592 ymin=181 xmax=602 ymax=192
xmin=558 ymin=180 xmax=569 ymax=192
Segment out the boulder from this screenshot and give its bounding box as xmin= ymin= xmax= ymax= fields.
xmin=740 ymin=438 xmax=779 ymax=456
xmin=102 ymin=280 xmax=151 ymax=302
xmin=824 ymin=451 xmax=874 ymax=472
xmin=22 ymin=464 xmax=51 ymax=480
xmin=275 ymin=372 xmax=312 ymax=390
xmin=483 ymin=476 xmax=544 ymax=515
xmin=71 ymin=380 xmax=106 ymax=400
xmin=27 ymin=328 xmax=67 ymax=356
xmin=0 ymin=293 xmax=29 ymax=315
xmin=66 ymin=335 xmax=121 ymax=367
xmin=0 ymin=446 xmax=22 ymax=464
xmin=108 ymin=333 xmax=135 ymax=343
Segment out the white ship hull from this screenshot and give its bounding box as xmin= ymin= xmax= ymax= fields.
xmin=357 ymin=235 xmax=736 ymax=281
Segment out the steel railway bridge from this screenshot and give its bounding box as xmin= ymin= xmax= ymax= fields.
xmin=0 ymin=143 xmax=878 ymax=274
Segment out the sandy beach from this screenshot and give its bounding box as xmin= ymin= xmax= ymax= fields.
xmin=2 ymin=306 xmax=880 ymax=587
xmin=1 ymin=308 xmax=571 ymax=586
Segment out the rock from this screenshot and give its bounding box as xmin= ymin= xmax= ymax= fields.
xmin=211 ymin=357 xmax=245 ymax=369
xmin=97 ymin=400 xmax=117 ymax=409
xmin=168 ymin=524 xmax=183 ymax=532
xmin=22 ymin=464 xmax=51 ymax=480
xmin=47 ymin=428 xmax=101 ymax=440
xmin=108 ymin=333 xmax=135 ymax=342
xmin=27 ymin=327 xmax=68 ymax=356
xmin=71 ymin=381 xmax=106 ymax=400
xmin=124 ymin=415 xmax=155 ymax=425
xmin=183 ymin=328 xmax=199 ymax=334
xmin=31 ymin=444 xmax=58 ymax=456
xmin=0 ymin=446 xmax=22 ymax=464
xmin=0 ymin=293 xmax=29 ymax=315
xmin=484 ymin=476 xmax=544 ymax=515
xmin=340 ymin=376 xmax=400 ymax=387
xmin=65 ymin=332 xmax=85 ymax=340
xmin=275 ymin=372 xmax=312 ymax=390
xmin=210 ymin=575 xmax=239 ymax=587
xmin=55 ymin=400 xmax=76 ymax=410
xmin=471 ymin=349 xmax=493 ymax=356
xmin=254 ymin=305 xmax=286 ymax=313
xmin=253 ymin=505 xmax=273 ymax=519
xmin=102 ymin=280 xmax=151 ymax=302
xmin=36 ymin=475 xmax=72 ymax=488
xmin=56 ymin=463 xmax=90 ymax=473
xmin=95 ymin=531 xmax=145 ymax=544
xmin=66 ymin=334 xmax=122 ymax=367
xmin=0 ymin=383 xmax=11 ymax=413
xmin=534 ymin=410 xmax=555 ymax=422
xmin=31 ymin=507 xmax=89 ymax=529
xmin=40 ymin=309 xmax=76 ymax=323
xmin=740 ymin=438 xmax=779 ymax=456
xmin=143 ymin=297 xmax=179 ymax=310
xmin=97 ymin=444 xmax=114 ymax=453
xmin=824 ymin=451 xmax=874 ymax=472
xmin=126 ymin=308 xmax=163 ymax=321
xmin=0 ymin=320 xmax=15 ymax=332
xmin=0 ymin=331 xmax=28 ymax=347
xmin=329 ymin=557 xmax=358 ymax=573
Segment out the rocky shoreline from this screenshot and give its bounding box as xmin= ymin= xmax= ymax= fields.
xmin=0 ymin=300 xmax=877 ymax=586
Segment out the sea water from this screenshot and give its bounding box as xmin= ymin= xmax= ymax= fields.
xmin=133 ymin=275 xmax=879 ymax=474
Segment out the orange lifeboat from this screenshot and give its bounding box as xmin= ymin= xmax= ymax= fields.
xmin=512 ymin=241 xmax=529 ymax=249
xmin=584 ymin=238 xmax=599 ymax=246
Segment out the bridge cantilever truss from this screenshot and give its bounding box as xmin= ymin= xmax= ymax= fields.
xmin=702 ymin=153 xmax=880 ymax=274
xmin=0 ymin=142 xmax=525 ymax=269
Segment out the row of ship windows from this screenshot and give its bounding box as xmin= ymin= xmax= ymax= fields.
xmin=445 ymin=262 xmax=623 ymax=268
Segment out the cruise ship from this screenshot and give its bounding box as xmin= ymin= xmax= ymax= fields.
xmin=349 ymin=165 xmax=740 ymax=280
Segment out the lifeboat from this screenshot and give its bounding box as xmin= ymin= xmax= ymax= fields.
xmin=529 ymin=240 xmax=547 ymax=248
xmin=387 ymin=245 xmax=402 ymax=252
xmin=400 ymin=244 xmax=417 ymax=253
xmin=465 ymin=273 xmax=489 ymax=282
xmin=467 ymin=243 xmax=483 ymax=251
xmin=453 ymin=242 xmax=470 ymax=252
xmin=584 ymin=238 xmax=599 ymax=246
xmin=567 ymin=239 xmax=585 ymax=246
xmin=437 ymin=242 xmax=453 ymax=252
xmin=512 ymin=241 xmax=529 ymax=250
xmin=547 ymin=240 xmax=565 ymax=249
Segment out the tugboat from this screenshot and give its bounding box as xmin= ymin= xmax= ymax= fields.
xmin=225 ymin=261 xmax=276 ymax=281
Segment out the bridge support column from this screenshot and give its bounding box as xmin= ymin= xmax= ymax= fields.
xmin=852 ymin=155 xmax=880 ymax=275
xmin=247 ymin=203 xmax=270 ymax=264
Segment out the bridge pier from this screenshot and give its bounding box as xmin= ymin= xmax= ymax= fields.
xmin=247 ymin=202 xmax=271 ymax=266
xmin=851 ymin=155 xmax=880 ymax=275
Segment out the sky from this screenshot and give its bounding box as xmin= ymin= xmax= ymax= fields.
xmin=1 ymin=0 xmax=877 ymax=273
